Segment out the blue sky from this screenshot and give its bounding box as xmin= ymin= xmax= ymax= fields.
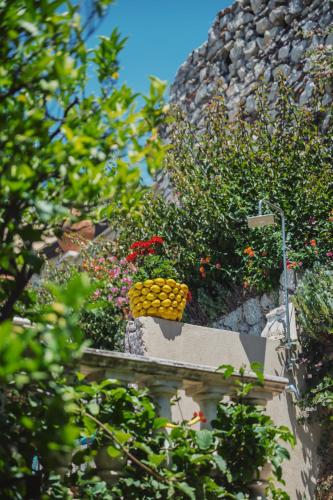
xmin=88 ymin=0 xmax=231 ymax=98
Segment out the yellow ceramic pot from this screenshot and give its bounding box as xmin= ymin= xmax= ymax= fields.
xmin=128 ymin=278 xmax=189 ymax=321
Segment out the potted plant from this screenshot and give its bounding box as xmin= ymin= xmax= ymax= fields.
xmin=126 ymin=236 xmax=189 ymax=321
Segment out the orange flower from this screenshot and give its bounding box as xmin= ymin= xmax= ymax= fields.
xmin=310 ymin=239 xmax=316 ymax=247
xmin=199 ymin=266 xmax=206 ymax=278
xmin=244 ymin=246 xmax=255 ymax=257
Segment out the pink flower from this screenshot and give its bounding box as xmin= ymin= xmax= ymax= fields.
xmin=110 ymin=286 xmax=118 ymax=294
xmin=93 ymin=289 xmax=101 ymax=298
xmin=121 ymin=286 xmax=128 ymax=295
xmin=116 ymin=296 xmax=126 ymax=307
xmin=327 ymin=251 xmax=333 ymax=258
xmin=119 ymin=258 xmax=127 ymax=266
xmin=113 ymin=267 xmax=120 ymax=278
xmin=108 ymin=256 xmax=118 ymax=262
xmin=107 ymin=294 xmax=113 ymax=302
xmin=98 ymin=257 xmax=105 ymax=263
xmin=121 ymin=277 xmax=132 ymax=284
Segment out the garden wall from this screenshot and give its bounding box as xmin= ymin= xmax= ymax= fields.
xmin=169 ymin=0 xmax=332 ymax=124
xmin=126 ymin=316 xmax=321 ymax=499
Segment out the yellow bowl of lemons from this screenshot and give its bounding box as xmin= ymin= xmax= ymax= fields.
xmin=128 ymin=278 xmax=189 ymax=321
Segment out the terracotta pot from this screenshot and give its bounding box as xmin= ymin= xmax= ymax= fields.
xmin=128 ymin=278 xmax=189 ymax=321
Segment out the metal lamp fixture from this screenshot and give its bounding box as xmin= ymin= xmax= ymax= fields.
xmin=247 ymin=200 xmax=293 ymax=364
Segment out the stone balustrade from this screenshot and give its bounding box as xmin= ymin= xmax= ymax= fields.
xmin=80 ymin=348 xmax=288 ymax=496
xmin=81 ymin=348 xmax=288 ymax=421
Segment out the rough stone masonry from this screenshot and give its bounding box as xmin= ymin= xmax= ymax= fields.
xmin=169 ymin=0 xmax=333 ymax=125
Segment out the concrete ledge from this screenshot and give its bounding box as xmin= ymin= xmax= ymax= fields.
xmin=82 ymin=348 xmax=288 ymax=396
xmin=125 ymin=316 xmax=286 ymax=377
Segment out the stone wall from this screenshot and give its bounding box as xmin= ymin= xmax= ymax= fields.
xmin=212 ymin=269 xmax=301 ymax=337
xmin=170 ymin=0 xmax=333 ymax=124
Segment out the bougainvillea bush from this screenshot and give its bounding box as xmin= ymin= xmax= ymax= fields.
xmin=119 ymin=80 xmax=333 ymax=323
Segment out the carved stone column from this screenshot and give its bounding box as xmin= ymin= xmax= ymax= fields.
xmin=185 ymin=382 xmax=230 ymax=428
xmin=148 ymin=379 xmax=181 ymax=420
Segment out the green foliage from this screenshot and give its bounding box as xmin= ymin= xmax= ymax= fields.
xmin=293 ymin=264 xmax=333 ymax=339
xmin=0 ymin=0 xmax=166 ymax=322
xmin=18 ymin=239 xmax=135 ymax=350
xmin=56 ymin=370 xmax=293 ymax=499
xmin=0 ymin=274 xmax=92 ymax=498
xmin=293 ymin=264 xmax=333 ymax=498
xmin=126 ymin=237 xmax=181 ymax=283
xmin=134 ymin=254 xmax=180 ymax=283
xmin=119 ymin=80 xmax=333 ymax=322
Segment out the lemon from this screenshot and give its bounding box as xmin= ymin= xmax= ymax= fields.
xmin=169 ymin=293 xmax=175 ymax=300
xmin=134 ymin=282 xmax=143 ymax=290
xmin=158 ymin=306 xmax=165 ymax=314
xmin=147 ymin=293 xmax=156 ymax=301
xmin=141 ymin=287 xmax=149 ymax=296
xmin=166 ymin=278 xmax=176 ymax=287
xmin=162 ymin=299 xmax=171 ymax=307
xmin=173 ymin=287 xmax=179 ymax=294
xmin=139 ymin=295 xmax=145 ymax=302
xmin=133 ymin=297 xmax=141 ymax=305
xmin=172 ymin=300 xmax=178 ymax=308
xmin=181 ymin=299 xmax=186 ymax=308
xmin=151 ymin=284 xmax=161 ymax=294
xmin=179 ymin=290 xmax=184 ymax=298
xmin=180 ymin=284 xmax=189 ymax=293
xmin=128 ymin=289 xmax=135 ymax=297
xmin=159 ymin=292 xmax=167 ymax=300
xmin=162 ymin=285 xmax=172 ymax=294
xmin=154 ymin=278 xmax=165 ymax=285
xmin=176 ymin=282 xmax=182 ymax=289
xmin=142 ymin=300 xmax=151 ymax=309
xmin=144 ymin=279 xmax=154 ymax=287
xmin=147 ymin=307 xmax=157 ymax=315
xmin=133 ymin=290 xmax=141 ymax=297
xmin=176 ymin=294 xmax=182 ymax=303
xmin=152 ymin=299 xmax=161 ymax=308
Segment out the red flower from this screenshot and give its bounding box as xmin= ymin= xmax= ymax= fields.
xmin=130 ymin=240 xmax=151 ymax=249
xmin=126 ymin=252 xmax=138 ymax=262
xmin=130 ymin=241 xmax=144 ymax=249
xmin=148 ymin=248 xmax=156 ymax=254
xmin=310 ymin=239 xmax=316 ymax=247
xmin=149 ymin=236 xmax=164 ymax=245
xmin=193 ymin=411 xmax=207 ymax=423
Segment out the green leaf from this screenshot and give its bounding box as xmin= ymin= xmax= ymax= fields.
xmin=195 ymin=429 xmax=213 ymax=450
xmin=176 ymin=482 xmax=196 ymax=500
xmin=87 ymin=402 xmax=99 ymax=416
xmin=217 ymin=364 xmax=234 ymax=379
xmin=148 ymin=453 xmax=166 ymax=467
xmin=107 ymin=445 xmax=121 ymax=458
xmin=214 ymin=455 xmax=227 ymax=473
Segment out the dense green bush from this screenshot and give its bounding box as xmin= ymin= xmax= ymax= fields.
xmin=119 ymin=81 xmax=333 ymax=322
xmin=293 ymin=264 xmax=333 ymax=498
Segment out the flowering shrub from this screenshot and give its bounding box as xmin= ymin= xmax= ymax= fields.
xmin=126 ymin=236 xmax=181 ymax=283
xmin=119 ymin=79 xmax=333 ymax=323
xmin=24 ymin=240 xmax=136 ymax=350
xmin=80 ymin=249 xmax=136 ymax=349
